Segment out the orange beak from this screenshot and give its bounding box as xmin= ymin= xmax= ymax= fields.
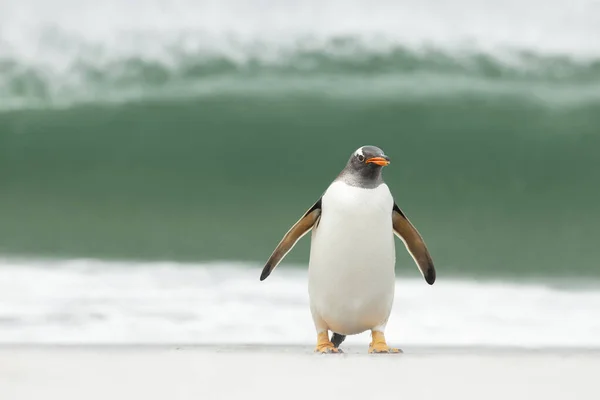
xmin=366 ymin=156 xmax=390 ymax=166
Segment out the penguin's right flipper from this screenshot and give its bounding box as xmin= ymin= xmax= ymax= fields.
xmin=260 ymin=199 xmax=322 ymax=281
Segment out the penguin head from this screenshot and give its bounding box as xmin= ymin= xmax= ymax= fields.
xmin=348 ymin=145 xmax=390 ymax=172
xmin=352 ymin=145 xmax=390 ymax=166
xmin=339 ymin=145 xmax=390 ymax=187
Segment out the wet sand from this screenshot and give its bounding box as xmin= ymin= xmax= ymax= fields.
xmin=1 ymin=345 xmax=599 ymax=400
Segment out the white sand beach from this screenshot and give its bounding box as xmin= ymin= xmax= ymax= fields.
xmin=2 ymin=345 xmax=599 ymax=400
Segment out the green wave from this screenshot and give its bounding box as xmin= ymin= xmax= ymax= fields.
xmin=1 ymin=92 xmax=599 ymax=279
xmin=3 ymin=42 xmax=600 ymax=109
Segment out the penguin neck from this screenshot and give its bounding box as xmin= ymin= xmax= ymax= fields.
xmin=336 ymin=167 xmax=384 ymax=189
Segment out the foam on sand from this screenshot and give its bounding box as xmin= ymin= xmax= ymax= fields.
xmin=1 ymin=257 xmax=599 ymax=348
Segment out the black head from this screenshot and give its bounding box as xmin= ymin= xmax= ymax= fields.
xmin=337 ymin=145 xmax=390 ymax=188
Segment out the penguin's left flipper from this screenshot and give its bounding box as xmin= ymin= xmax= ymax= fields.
xmin=260 ymin=199 xmax=322 ymax=281
xmin=392 ymin=203 xmax=436 ymax=285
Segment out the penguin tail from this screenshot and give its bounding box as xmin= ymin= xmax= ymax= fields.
xmin=330 ymin=333 xmax=346 ymax=348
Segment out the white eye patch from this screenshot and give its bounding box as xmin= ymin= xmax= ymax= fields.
xmin=354 ymin=147 xmax=364 ymax=157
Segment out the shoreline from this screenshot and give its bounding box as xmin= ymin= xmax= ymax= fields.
xmin=2 ymin=343 xmax=600 ymax=354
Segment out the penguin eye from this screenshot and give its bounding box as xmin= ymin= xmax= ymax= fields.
xmin=357 ymin=154 xmax=365 ymax=162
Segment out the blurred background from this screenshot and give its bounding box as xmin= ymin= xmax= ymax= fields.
xmin=1 ymin=0 xmax=599 ymax=347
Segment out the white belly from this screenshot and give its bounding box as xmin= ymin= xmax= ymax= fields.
xmin=308 ymin=181 xmax=396 ymax=335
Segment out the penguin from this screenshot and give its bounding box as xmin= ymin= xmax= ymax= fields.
xmin=260 ymin=145 xmax=435 ymax=354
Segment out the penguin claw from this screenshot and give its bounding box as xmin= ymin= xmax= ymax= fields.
xmin=314 ymin=346 xmax=344 ymax=354
xmin=368 ymin=345 xmax=403 ymax=354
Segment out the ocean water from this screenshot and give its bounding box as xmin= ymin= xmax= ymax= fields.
xmin=1 ymin=0 xmax=599 ymax=277
xmin=1 ymin=0 xmax=600 ymax=345
xmin=1 ymin=258 xmax=599 ymax=346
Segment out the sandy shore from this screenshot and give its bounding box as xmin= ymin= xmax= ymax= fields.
xmin=1 ymin=345 xmax=599 ymax=400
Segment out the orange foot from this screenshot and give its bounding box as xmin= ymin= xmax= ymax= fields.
xmin=368 ymin=331 xmax=403 ymax=354
xmin=315 ymin=331 xmax=344 ymax=354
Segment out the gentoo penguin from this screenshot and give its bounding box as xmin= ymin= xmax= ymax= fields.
xmin=260 ymin=145 xmax=435 ymax=354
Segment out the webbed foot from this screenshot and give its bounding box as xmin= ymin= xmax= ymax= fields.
xmin=368 ymin=331 xmax=403 ymax=354
xmin=315 ymin=331 xmax=344 ymax=354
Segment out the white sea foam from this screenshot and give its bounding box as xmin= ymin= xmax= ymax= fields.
xmin=1 ymin=0 xmax=600 ymax=109
xmin=1 ymin=257 xmax=599 ymax=347
xmin=2 ymin=0 xmax=600 ymax=61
